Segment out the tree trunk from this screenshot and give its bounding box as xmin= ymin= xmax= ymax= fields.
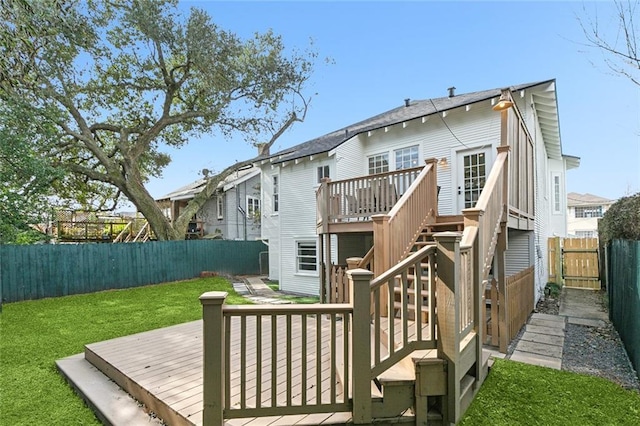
xmin=123 ymin=178 xmax=182 ymax=241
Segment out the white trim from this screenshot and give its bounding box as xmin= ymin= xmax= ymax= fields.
xmin=295 ymin=239 xmax=318 ymax=275
xmin=551 ymin=172 xmax=562 ymax=215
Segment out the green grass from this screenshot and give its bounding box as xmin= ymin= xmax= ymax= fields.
xmin=461 ymin=359 xmax=640 ymax=425
xmin=0 ymin=277 xmax=251 ymax=426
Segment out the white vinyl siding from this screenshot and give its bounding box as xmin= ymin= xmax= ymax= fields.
xmin=505 ymin=231 xmax=534 ymax=277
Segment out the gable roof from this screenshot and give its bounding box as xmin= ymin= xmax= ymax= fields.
xmin=157 ymin=167 xmax=260 ymax=201
xmin=259 ymin=79 xmax=560 ymax=165
xmin=567 ymin=192 xmax=614 ymax=207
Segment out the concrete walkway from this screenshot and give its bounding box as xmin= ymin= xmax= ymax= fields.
xmin=508 ymin=287 xmax=607 ymax=370
xmin=236 ymin=276 xmax=293 ymax=304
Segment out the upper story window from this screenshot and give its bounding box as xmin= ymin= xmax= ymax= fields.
xmin=317 ymin=165 xmax=330 ymax=183
xmin=395 ymin=145 xmax=419 ymax=170
xmin=575 ymin=206 xmax=603 ymax=218
xmin=368 ymin=153 xmax=389 ymax=175
xmin=217 ymin=195 xmax=224 ymax=220
xmin=553 ymin=174 xmax=561 ymax=214
xmin=247 ymin=196 xmax=260 ymax=219
xmin=273 ymin=175 xmax=279 ymax=213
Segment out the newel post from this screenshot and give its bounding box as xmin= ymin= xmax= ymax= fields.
xmin=348 ymin=268 xmax=374 ymax=424
xmin=200 ymin=291 xmax=228 ymax=426
xmin=372 ymin=214 xmax=390 ymax=315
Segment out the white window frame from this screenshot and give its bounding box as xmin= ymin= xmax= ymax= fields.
xmin=317 ymin=165 xmax=330 ymax=183
xmin=394 ymin=145 xmax=419 ymax=170
xmin=368 ymin=153 xmax=389 ymax=175
xmin=552 ymin=173 xmax=562 ymax=214
xmin=217 ymin=195 xmax=224 ymax=220
xmin=272 ymin=175 xmax=279 ymax=213
xmin=575 ymin=206 xmax=603 ymax=219
xmin=295 ymin=240 xmax=318 ymax=275
xmin=247 ymin=196 xmax=260 ymax=218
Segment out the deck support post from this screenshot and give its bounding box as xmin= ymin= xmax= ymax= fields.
xmin=348 ymin=268 xmax=374 ymax=424
xmin=372 ymin=214 xmax=390 ymax=316
xmin=496 ymin=223 xmax=509 ymax=353
xmin=200 ymin=291 xmax=228 ymax=426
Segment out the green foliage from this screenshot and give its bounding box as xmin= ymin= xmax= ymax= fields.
xmin=461 ymin=359 xmax=640 ymax=425
xmin=0 ymin=0 xmax=318 ymax=240
xmin=0 ymin=276 xmax=252 ymax=425
xmin=545 ymin=282 xmax=562 ymax=297
xmin=598 ymin=192 xmax=640 ymax=243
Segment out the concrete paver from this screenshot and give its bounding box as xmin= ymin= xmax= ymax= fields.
xmin=519 ymin=331 xmax=564 ymax=346
xmin=567 ymin=317 xmax=606 ymax=327
xmin=524 ymin=324 xmax=565 ymax=337
xmin=510 ymin=350 xmax=562 ymax=370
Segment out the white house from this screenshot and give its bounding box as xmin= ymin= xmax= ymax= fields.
xmin=567 ymin=192 xmax=614 ymax=238
xmin=256 ymin=79 xmax=579 ymax=298
xmin=156 ymin=166 xmax=262 ymax=240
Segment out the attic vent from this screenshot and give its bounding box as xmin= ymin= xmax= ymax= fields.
xmin=404 ymin=98 xmax=410 ymax=107
xmin=448 ymin=86 xmax=456 ymax=97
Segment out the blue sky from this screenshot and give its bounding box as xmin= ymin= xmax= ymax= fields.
xmin=146 ymin=1 xmax=640 ymax=202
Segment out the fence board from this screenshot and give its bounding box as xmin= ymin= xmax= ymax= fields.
xmin=608 ymin=240 xmax=640 ymax=381
xmin=0 ymin=240 xmax=265 ymax=303
xmin=506 ymin=266 xmax=535 ymax=340
xmin=563 ymin=238 xmax=600 ymax=289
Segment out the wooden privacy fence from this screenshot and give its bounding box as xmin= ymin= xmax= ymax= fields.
xmin=485 ymin=266 xmax=535 ymax=352
xmin=0 ymin=240 xmax=265 ymax=303
xmin=548 ymin=237 xmax=600 ymax=289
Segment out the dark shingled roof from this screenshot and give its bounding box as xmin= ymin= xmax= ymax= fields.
xmin=260 ymin=80 xmax=554 ymax=164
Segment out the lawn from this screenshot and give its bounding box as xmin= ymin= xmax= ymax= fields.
xmin=0 ymin=276 xmax=251 ymax=426
xmin=461 ymin=359 xmax=640 ymax=425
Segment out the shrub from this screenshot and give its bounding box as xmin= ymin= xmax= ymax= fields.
xmin=598 ymin=192 xmax=640 ymax=243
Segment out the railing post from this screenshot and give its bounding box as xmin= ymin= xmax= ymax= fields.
xmin=433 ymin=231 xmax=462 ymax=423
xmin=372 ymin=215 xmax=390 ymax=316
xmin=425 ymin=158 xmax=438 ymax=214
xmin=200 ymin=291 xmax=228 ymax=426
xmin=346 ymin=257 xmax=362 ymax=270
xmin=348 ymin=268 xmax=373 ymax=424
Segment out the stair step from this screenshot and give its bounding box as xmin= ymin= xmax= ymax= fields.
xmin=377 ymin=361 xmax=415 ymax=386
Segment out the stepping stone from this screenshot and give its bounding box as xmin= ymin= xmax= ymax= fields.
xmin=525 ymin=324 xmax=565 ymax=337
xmin=515 ymin=339 xmax=563 ymax=358
xmin=519 ymin=331 xmax=564 ymax=347
xmin=530 ymin=313 xmax=562 ymax=322
xmin=567 ymin=317 xmax=606 ymax=328
xmin=510 ymin=350 xmax=561 ymax=370
xmin=529 ymin=317 xmax=566 ymax=330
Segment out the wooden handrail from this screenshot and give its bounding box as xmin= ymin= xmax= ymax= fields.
xmin=113 ymin=221 xmax=132 ymax=243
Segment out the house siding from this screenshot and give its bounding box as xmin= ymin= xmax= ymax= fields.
xmin=261 ymin=168 xmax=280 ymax=280
xmin=505 ymin=230 xmax=534 ymax=277
xmin=204 ymin=174 xmax=261 ymax=241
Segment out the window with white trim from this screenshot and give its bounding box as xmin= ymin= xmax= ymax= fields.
xmin=368 ymin=153 xmax=389 ymax=175
xmin=552 ymin=173 xmax=561 ymax=214
xmin=217 ymin=195 xmax=223 ymax=219
xmin=247 ymin=196 xmax=260 ymax=218
xmin=575 ymin=206 xmax=603 ymax=218
xmin=317 ymin=165 xmax=330 ymax=183
xmin=273 ymin=175 xmax=279 ymax=213
xmin=395 ymin=145 xmax=419 ymax=170
xmin=296 ymin=240 xmax=317 ymax=273
xmin=576 ymin=230 xmax=597 ymax=238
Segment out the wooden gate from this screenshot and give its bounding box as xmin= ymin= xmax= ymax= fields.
xmin=548 ymin=237 xmax=600 ymax=290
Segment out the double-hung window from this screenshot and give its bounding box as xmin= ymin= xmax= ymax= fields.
xmin=395 ymin=145 xmax=419 ymax=170
xmin=217 ymin=196 xmax=224 ymax=219
xmin=368 ymin=153 xmax=389 ymax=175
xmin=247 ymin=196 xmax=260 ymax=218
xmin=317 ymin=165 xmax=330 ymax=183
xmin=296 ymin=241 xmax=317 ymax=273
xmin=273 ymin=175 xmax=279 ymax=213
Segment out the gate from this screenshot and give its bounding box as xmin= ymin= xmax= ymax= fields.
xmin=548 ymin=237 xmax=600 ymax=290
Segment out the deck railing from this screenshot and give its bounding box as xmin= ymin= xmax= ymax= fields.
xmin=200 ymin=296 xmax=353 ymax=424
xmin=316 ymin=166 xmax=423 ymax=232
xmin=373 ymin=159 xmax=438 ymax=272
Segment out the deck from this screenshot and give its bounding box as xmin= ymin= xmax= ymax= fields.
xmin=84 ymin=318 xmax=352 ymax=426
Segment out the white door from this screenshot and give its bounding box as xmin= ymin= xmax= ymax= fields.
xmin=456 ymin=148 xmax=491 ymax=212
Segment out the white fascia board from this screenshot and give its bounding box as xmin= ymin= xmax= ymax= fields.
xmin=222 ymin=168 xmax=261 ymax=192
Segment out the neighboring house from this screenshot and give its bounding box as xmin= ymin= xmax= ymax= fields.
xmin=256 ymin=79 xmax=579 ymax=299
xmin=156 ymin=166 xmax=262 ymax=240
xmin=567 ymin=192 xmax=614 ymax=238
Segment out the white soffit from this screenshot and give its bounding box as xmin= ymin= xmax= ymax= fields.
xmin=532 ymin=89 xmax=562 ymax=159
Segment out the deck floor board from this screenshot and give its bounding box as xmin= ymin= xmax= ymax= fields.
xmin=85 ymin=317 xmax=352 ymax=425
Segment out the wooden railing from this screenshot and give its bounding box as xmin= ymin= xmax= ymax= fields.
xmin=367 ymin=245 xmax=438 ymax=376
xmin=316 ymin=166 xmax=423 ymax=232
xmin=328 ymin=264 xmax=349 ymax=303
xmin=200 ymin=295 xmax=353 ymax=424
xmin=371 ymin=159 xmax=438 ymax=296
xmin=57 ymin=220 xmax=131 ymax=242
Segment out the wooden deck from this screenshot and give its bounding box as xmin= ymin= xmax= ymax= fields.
xmin=85 ymin=318 xmax=352 ymax=426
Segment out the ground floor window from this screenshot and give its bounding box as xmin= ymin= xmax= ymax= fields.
xmin=296 ymin=240 xmax=317 ymax=273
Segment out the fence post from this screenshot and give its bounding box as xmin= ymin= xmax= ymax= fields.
xmin=200 ymin=291 xmax=227 ymax=426
xmin=348 ymin=268 xmax=373 ymax=424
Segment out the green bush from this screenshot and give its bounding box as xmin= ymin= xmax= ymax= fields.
xmin=599 ymin=192 xmax=640 ymax=243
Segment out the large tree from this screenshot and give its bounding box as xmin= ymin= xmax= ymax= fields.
xmin=0 ymin=0 xmax=316 ymax=240
xmin=580 ymin=0 xmax=639 ymax=86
